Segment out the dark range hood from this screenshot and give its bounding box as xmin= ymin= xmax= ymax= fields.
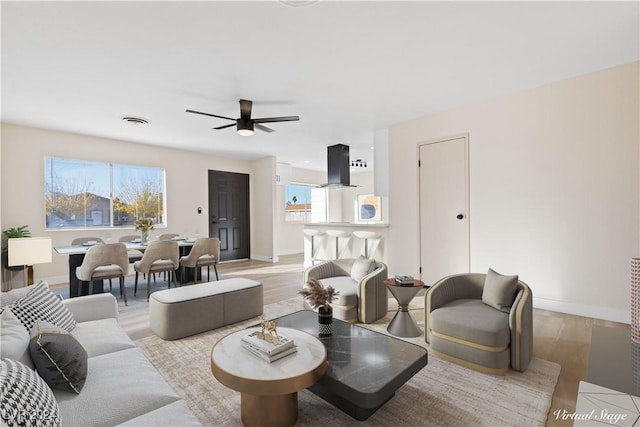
xmin=323 ymin=143 xmax=354 ymax=188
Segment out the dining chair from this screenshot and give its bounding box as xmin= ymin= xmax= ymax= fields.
xmin=179 ymin=237 xmax=220 ymax=284
xmin=118 ymin=235 xmax=145 ymax=263
xmin=133 ymin=240 xmax=179 ymax=301
xmin=75 ymin=243 xmax=129 ymax=305
xmin=158 ymin=233 xmax=179 ymax=241
xmin=71 ymin=237 xmax=113 ymax=290
xmin=71 ymin=237 xmax=104 ymax=245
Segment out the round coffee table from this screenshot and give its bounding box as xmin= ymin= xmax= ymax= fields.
xmin=211 ymin=327 xmax=327 ymax=427
xmin=384 ymin=278 xmax=424 ymax=337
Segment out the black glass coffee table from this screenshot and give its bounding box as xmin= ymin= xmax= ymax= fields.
xmin=273 ymin=310 xmax=428 ymax=420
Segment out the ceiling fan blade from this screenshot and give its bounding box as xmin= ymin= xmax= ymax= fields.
xmin=186 ymin=109 xmax=236 ymax=121
xmin=213 ymin=123 xmax=236 ymax=130
xmin=239 ymin=99 xmax=253 ymax=120
xmin=255 ymin=123 xmax=275 ymax=133
xmin=252 ymin=116 xmax=300 ymax=124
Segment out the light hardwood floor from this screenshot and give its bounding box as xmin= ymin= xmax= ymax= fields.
xmin=53 ymin=254 xmax=628 ymax=426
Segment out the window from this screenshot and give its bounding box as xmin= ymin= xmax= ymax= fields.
xmin=284 ymin=184 xmax=326 ymax=223
xmin=45 ymin=157 xmax=166 ymax=229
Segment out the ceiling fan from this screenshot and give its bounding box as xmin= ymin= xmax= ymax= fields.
xmin=186 ymin=99 xmax=300 ymax=136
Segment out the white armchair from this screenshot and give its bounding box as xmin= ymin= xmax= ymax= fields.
xmin=303 ymin=257 xmax=388 ymax=324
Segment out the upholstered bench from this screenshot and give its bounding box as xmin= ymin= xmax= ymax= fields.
xmin=149 ymin=278 xmax=263 ymax=340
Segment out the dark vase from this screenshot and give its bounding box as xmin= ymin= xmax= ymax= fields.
xmin=318 ymin=305 xmax=333 ymax=336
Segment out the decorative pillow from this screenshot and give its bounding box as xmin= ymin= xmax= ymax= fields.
xmin=0 ymin=358 xmax=61 ymax=427
xmin=29 ymin=320 xmax=88 ymax=394
xmin=0 ymin=309 xmax=34 ymax=370
xmin=0 ymin=286 xmax=32 ymax=310
xmin=482 ymin=268 xmax=519 ymax=313
xmin=6 ymin=281 xmax=76 ymax=332
xmin=351 ymin=255 xmax=376 ymax=281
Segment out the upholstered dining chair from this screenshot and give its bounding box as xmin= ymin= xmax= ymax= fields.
xmin=71 ymin=237 xmax=104 ymax=245
xmin=75 ymin=242 xmax=129 ymax=306
xmin=118 ymin=235 xmax=144 ymax=263
xmin=179 ymin=237 xmax=220 ymax=283
xmin=158 ymin=233 xmax=179 ymax=241
xmin=133 ymin=240 xmax=179 ymax=301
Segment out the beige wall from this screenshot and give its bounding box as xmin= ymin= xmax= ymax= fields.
xmin=249 ymin=156 xmax=277 ymax=262
xmin=0 ymin=123 xmax=272 ymax=284
xmin=388 ymin=61 xmax=639 ymax=323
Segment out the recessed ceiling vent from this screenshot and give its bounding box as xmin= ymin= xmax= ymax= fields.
xmin=121 ymin=116 xmax=150 ymax=126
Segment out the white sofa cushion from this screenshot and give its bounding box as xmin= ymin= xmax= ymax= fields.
xmin=70 ymin=318 xmax=136 ymax=358
xmin=117 ymin=400 xmax=202 ymax=426
xmin=55 ymin=347 xmax=183 ymax=426
xmin=1 ymin=309 xmax=34 ymax=369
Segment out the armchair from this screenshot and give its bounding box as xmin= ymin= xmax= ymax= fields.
xmin=425 ymin=272 xmax=533 ymax=374
xmin=303 ymin=257 xmax=388 ymax=324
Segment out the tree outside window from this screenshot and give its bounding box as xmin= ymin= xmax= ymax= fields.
xmin=45 ymin=157 xmax=166 ymax=229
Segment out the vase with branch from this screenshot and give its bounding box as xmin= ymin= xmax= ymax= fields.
xmin=135 ymin=218 xmax=155 ymax=244
xmin=299 ymin=278 xmax=339 ymax=336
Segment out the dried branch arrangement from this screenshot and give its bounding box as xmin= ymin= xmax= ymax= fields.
xmin=299 ymin=278 xmax=339 ymax=310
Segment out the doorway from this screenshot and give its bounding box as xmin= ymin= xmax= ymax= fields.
xmin=208 ymin=170 xmax=250 ymax=261
xmin=418 ymin=135 xmax=470 ymax=286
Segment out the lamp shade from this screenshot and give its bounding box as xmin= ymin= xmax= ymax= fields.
xmin=8 ymin=237 xmax=52 ymax=266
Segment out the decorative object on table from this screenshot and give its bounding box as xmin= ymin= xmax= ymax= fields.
xmin=135 ymin=218 xmax=155 ymax=244
xmin=395 ymin=274 xmax=415 ymax=285
xmin=240 ymin=325 xmax=297 ymax=363
xmin=299 ymin=277 xmax=339 ymax=336
xmin=257 ymin=317 xmax=281 ymax=345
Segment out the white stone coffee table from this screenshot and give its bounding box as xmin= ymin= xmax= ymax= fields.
xmin=211 ymin=327 xmax=326 ymax=427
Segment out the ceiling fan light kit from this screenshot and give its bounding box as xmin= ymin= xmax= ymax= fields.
xmin=186 ymin=99 xmax=299 ymax=136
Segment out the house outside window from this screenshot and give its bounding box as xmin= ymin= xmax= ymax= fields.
xmin=45 ymin=157 xmax=166 ymax=229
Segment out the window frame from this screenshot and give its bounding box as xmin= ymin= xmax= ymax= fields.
xmin=44 ymin=157 xmax=167 ymax=230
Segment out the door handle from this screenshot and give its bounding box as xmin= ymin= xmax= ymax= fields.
xmin=456 ymin=213 xmax=465 ymax=220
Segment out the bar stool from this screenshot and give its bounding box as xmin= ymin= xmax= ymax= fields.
xmin=303 ymin=229 xmax=325 ymax=265
xmin=325 ymin=230 xmax=351 ymax=259
xmin=353 ymin=231 xmax=381 ymax=259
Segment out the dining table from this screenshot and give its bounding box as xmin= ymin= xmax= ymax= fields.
xmin=54 ymin=239 xmax=196 ymax=297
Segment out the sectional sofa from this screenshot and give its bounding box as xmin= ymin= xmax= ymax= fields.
xmin=1 ymin=282 xmax=201 ymax=426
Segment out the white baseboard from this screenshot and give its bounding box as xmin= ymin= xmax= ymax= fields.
xmin=277 ymin=249 xmax=303 ymax=256
xmin=250 ymin=254 xmax=278 ymax=263
xmin=533 ymin=296 xmax=630 ymax=324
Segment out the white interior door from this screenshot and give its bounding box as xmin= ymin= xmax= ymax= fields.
xmin=419 ymin=136 xmax=469 ymax=285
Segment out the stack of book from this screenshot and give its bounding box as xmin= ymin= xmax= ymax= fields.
xmin=395 ymin=275 xmax=415 ymax=285
xmin=241 ymin=330 xmax=297 ymax=363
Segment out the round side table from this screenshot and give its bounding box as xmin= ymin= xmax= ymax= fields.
xmin=211 ymin=327 xmax=327 ymax=427
xmin=384 ymin=278 xmax=424 ymax=337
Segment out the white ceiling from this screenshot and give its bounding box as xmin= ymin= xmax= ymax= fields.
xmin=2 ymin=1 xmax=638 ymax=172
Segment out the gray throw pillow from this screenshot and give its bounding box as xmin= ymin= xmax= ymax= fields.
xmin=482 ymin=268 xmax=519 ymax=313
xmin=351 ymin=255 xmax=375 ymax=281
xmin=29 ymin=320 xmax=88 ymax=394
xmin=0 ymin=358 xmax=62 ymax=426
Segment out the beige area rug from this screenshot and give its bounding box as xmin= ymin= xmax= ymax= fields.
xmin=136 ymin=297 xmax=560 ymax=427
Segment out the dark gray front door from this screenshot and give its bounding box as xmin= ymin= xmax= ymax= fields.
xmin=208 ymin=170 xmax=250 ymax=261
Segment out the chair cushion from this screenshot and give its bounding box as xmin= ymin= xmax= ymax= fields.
xmin=318 ymin=277 xmax=358 ymax=308
xmin=431 ymin=299 xmax=510 ymax=348
xmin=196 ymin=254 xmax=217 ymax=266
xmin=148 ymin=259 xmax=177 ymax=272
xmin=83 ymin=264 xmax=125 ymax=280
xmin=29 ymin=320 xmax=88 ymax=394
xmin=482 ymin=268 xmax=518 ymax=312
xmin=350 ymin=255 xmax=375 ymax=281
xmin=0 ymin=358 xmax=61 ymax=426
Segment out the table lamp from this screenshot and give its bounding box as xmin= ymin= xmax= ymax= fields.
xmin=8 ymin=237 xmax=52 ymax=287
